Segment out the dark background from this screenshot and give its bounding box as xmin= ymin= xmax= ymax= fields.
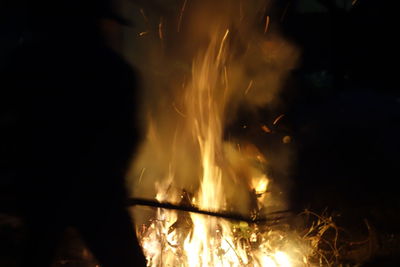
xmin=284 ymin=0 xmax=400 ymax=231
xmin=1 ymin=0 xmax=400 ymax=266
xmin=284 ymin=1 xmax=400 ymax=265
xmin=228 ymin=0 xmax=400 ymax=264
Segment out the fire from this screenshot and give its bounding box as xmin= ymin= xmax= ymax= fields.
xmin=252 ymin=175 xmax=269 ymax=196
xmin=133 ymin=29 xmax=311 ymax=266
xmin=124 ymin=0 xmax=332 ymax=265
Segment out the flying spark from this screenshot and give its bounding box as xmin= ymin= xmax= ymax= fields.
xmin=177 ymin=0 xmax=188 ymax=32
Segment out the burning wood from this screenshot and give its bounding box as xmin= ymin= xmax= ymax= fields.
xmin=128 ymin=197 xmax=291 ymax=224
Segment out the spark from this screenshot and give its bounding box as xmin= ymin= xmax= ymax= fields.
xmin=138 ymin=167 xmax=146 ymax=184
xmin=273 ymin=114 xmax=285 ymax=125
xmin=139 ymin=31 xmax=149 ymax=37
xmin=217 ymin=29 xmax=230 ymax=64
xmin=264 ymin=16 xmax=270 ymax=34
xmin=172 ymin=102 xmax=187 ymax=118
xmin=244 ymin=80 xmax=254 ymax=95
xmin=158 ymin=17 xmax=164 ymax=40
xmin=261 ymin=124 xmax=272 ymax=133
xmin=177 ymin=0 xmax=188 ymax=32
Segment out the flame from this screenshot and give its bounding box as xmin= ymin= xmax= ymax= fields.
xmin=252 ymin=175 xmax=269 ymax=195
xmin=134 ymin=29 xmax=311 ymax=266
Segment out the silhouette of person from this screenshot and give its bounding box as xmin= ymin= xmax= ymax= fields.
xmin=1 ymin=0 xmax=147 ymax=266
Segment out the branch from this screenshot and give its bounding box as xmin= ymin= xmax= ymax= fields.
xmin=127 ymin=197 xmax=292 ymax=224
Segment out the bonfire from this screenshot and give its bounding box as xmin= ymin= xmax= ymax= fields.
xmin=127 ymin=1 xmax=344 ymax=266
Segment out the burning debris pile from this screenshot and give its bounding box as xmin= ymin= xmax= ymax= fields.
xmin=125 ymin=0 xmax=345 ymax=266
xmin=136 ymin=205 xmax=347 ymax=267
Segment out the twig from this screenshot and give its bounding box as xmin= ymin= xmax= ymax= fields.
xmin=127 ymin=197 xmax=291 ymax=224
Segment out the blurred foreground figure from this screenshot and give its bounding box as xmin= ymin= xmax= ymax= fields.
xmin=2 ymin=0 xmax=146 ymax=266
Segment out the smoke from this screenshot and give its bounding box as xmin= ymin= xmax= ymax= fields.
xmin=124 ymin=0 xmax=299 ymax=217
